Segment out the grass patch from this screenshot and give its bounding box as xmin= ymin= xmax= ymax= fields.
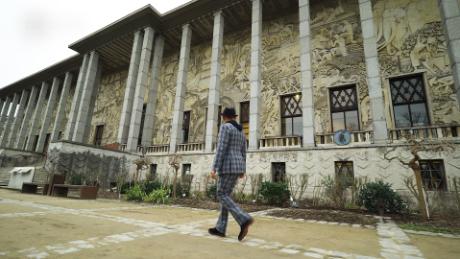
xmin=399 ymin=223 xmax=460 ymax=235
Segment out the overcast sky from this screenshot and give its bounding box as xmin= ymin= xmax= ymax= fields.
xmin=0 ymin=0 xmax=191 ymax=88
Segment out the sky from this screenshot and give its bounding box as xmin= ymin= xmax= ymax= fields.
xmin=0 ymin=0 xmax=191 ymax=88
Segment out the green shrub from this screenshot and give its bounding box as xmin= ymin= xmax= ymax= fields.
xmin=258 ymin=181 xmax=290 ymax=206
xmin=144 ymin=188 xmax=170 ymax=204
xmin=142 ymin=181 xmax=162 ymax=194
xmin=120 ymin=182 xmax=133 ymax=194
xmin=126 ymin=185 xmax=144 ymax=201
xmin=322 ymin=175 xmax=347 ymax=208
xmin=358 ymin=181 xmax=407 ymax=214
xmin=206 ymin=184 xmax=217 ymax=201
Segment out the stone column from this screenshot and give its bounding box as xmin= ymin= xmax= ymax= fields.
xmin=64 ymin=54 xmax=89 ymax=140
xmin=35 ymin=77 xmax=61 ymax=153
xmin=0 ymin=99 xmax=5 ymax=124
xmin=0 ymin=96 xmax=11 ymax=136
xmin=142 ymin=36 xmax=165 ymax=147
xmin=205 ymin=11 xmax=224 ymax=153
xmin=169 ymin=24 xmax=192 ymax=153
xmin=118 ymin=30 xmax=144 ymax=145
xmin=359 ymin=0 xmax=388 ymax=142
xmin=126 ymin=27 xmax=155 ymax=152
xmin=16 ymin=86 xmax=38 ymax=149
xmin=299 ymin=0 xmax=315 ymax=147
xmin=25 ymin=82 xmax=49 ymax=151
xmin=6 ymin=89 xmax=29 ymax=148
xmin=0 ymin=93 xmax=20 ymax=147
xmin=72 ymin=51 xmax=100 ymax=143
xmin=439 ymin=0 xmax=460 ymax=107
xmin=51 ymin=72 xmax=73 ymax=142
xmin=248 ymin=0 xmax=262 ymax=150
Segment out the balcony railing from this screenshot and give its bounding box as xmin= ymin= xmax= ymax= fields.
xmin=259 ymin=136 xmax=302 ymax=149
xmin=177 ymin=142 xmax=205 ymax=153
xmin=144 ymin=144 xmax=170 ymax=154
xmin=388 ymin=125 xmax=459 ymax=142
xmin=315 ymin=131 xmax=374 ymax=145
xmin=119 ymin=144 xmax=127 ymax=152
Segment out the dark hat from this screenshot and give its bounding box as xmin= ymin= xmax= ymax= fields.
xmin=221 ymin=107 xmax=238 ymax=117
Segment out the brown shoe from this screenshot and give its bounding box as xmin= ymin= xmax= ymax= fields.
xmin=238 ymin=218 xmax=254 ymax=241
xmin=208 ymin=228 xmax=225 ymax=237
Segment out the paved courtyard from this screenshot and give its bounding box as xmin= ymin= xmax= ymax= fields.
xmin=0 ymin=189 xmax=458 ymax=259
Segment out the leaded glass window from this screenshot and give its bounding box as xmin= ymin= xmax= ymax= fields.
xmin=420 ymin=160 xmax=447 ymax=191
xmin=329 ymin=85 xmax=360 ymax=131
xmin=390 ymin=75 xmax=430 ymax=128
xmin=281 ymin=93 xmax=302 ymax=136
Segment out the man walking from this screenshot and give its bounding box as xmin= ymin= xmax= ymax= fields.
xmin=209 ymin=107 xmax=253 ymax=241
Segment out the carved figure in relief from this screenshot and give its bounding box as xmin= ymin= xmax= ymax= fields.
xmin=410 ymin=36 xmax=443 ymax=74
xmin=332 ymin=34 xmax=348 ymax=57
xmin=312 ymin=0 xmax=346 ymax=24
xmin=340 ymin=20 xmax=356 ymax=43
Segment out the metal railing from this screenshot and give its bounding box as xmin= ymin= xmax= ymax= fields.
xmin=315 ymin=130 xmax=374 ymax=145
xmin=388 ymin=125 xmax=459 ymax=142
xmin=259 ymin=136 xmax=302 ymax=149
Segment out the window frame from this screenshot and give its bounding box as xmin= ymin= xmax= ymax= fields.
xmin=389 ymin=73 xmax=431 ymax=128
xmin=419 ymin=159 xmax=447 ymax=191
xmin=280 ymin=93 xmax=303 ymax=136
xmin=328 ymin=85 xmax=360 ymax=132
xmin=182 ymin=163 xmax=192 ymax=178
xmin=271 ymin=162 xmax=286 ymax=183
xmin=182 ymin=110 xmax=191 ymax=143
xmin=94 ymin=124 xmax=105 ymax=146
xmin=334 ymin=161 xmax=354 ymax=188
xmin=138 ymin=104 xmax=147 ymax=146
xmin=240 ymin=101 xmax=250 ymax=138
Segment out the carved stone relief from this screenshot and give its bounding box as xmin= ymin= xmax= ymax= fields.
xmin=373 ymin=0 xmax=460 ymax=125
xmin=310 ymin=0 xmax=370 ymax=133
xmin=89 ymin=70 xmax=127 ymax=145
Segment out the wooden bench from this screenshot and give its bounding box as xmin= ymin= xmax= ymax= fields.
xmin=21 ymin=182 xmax=49 ymax=195
xmin=52 ymin=184 xmax=98 ymax=199
xmin=21 ymin=174 xmax=65 ymax=196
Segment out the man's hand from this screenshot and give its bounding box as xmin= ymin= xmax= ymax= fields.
xmin=210 ymin=170 xmax=217 ymax=180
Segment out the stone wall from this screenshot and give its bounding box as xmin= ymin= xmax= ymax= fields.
xmin=46 ymin=141 xmax=138 ymax=188
xmin=89 ymin=0 xmax=460 ymax=146
xmin=88 ymin=70 xmax=127 ymax=145
xmin=146 ymin=143 xmax=460 ymax=194
xmin=373 ymin=0 xmax=460 ymax=125
xmin=311 ymin=0 xmax=370 ymax=133
xmin=152 ymin=53 xmax=179 ymax=144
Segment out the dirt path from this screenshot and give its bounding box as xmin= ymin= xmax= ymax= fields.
xmin=0 ymin=189 xmax=459 ymax=259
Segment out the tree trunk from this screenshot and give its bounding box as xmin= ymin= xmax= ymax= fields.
xmin=172 ymin=169 xmax=178 ymax=199
xmin=414 ymin=167 xmax=430 ymax=219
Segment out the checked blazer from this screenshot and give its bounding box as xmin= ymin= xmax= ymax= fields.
xmin=212 ymin=122 xmax=247 ymax=175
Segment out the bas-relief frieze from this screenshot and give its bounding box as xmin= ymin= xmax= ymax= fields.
xmin=221 ymin=28 xmax=251 ymax=114
xmin=310 ymin=0 xmax=370 ymax=133
xmin=152 ymin=54 xmax=178 ymax=145
xmin=373 ymin=0 xmax=460 ymax=124
xmin=261 ymin=14 xmax=301 ymax=137
xmin=184 ymin=44 xmax=211 ymax=143
xmin=89 ymin=71 xmax=127 ymax=145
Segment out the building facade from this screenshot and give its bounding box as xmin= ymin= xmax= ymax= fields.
xmin=1 ymin=0 xmax=460 ymax=193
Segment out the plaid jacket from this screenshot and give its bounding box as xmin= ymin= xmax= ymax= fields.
xmin=212 ymin=122 xmax=247 ymax=175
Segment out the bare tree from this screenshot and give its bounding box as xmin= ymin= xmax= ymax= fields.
xmin=168 ymin=154 xmax=181 ymax=199
xmin=383 ymin=136 xmax=455 ymax=219
xmin=132 ymin=154 xmax=149 ymax=183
